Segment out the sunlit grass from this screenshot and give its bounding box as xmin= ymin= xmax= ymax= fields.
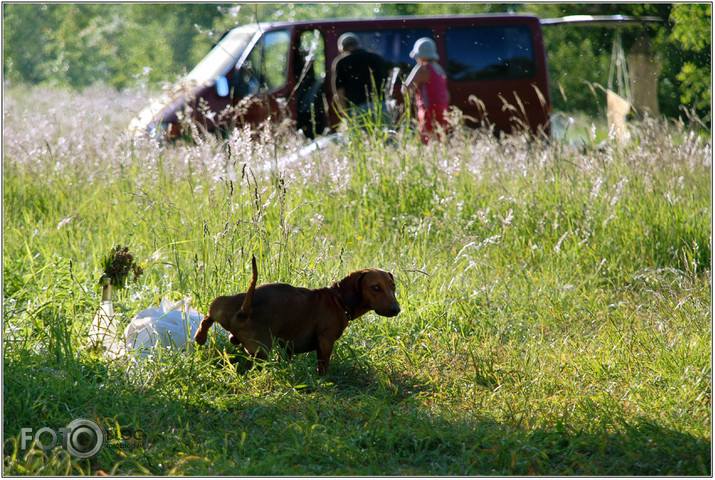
xmin=3 ymin=85 xmax=711 ymax=475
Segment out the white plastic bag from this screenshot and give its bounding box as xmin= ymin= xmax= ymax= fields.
xmin=124 ymin=298 xmax=205 ymax=358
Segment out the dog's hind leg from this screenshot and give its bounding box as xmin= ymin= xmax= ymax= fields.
xmin=194 ymin=314 xmax=214 ymax=345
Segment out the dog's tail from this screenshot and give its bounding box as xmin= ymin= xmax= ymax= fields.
xmin=239 ymin=255 xmax=258 ymax=316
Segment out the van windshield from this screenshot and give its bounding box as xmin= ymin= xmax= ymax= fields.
xmin=186 ymin=25 xmax=258 ymax=85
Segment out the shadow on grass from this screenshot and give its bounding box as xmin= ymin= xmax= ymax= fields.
xmin=315 ymin=357 xmax=711 ymax=476
xmin=3 ymin=351 xmax=711 ymax=476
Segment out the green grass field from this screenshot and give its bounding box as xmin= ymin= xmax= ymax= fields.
xmin=3 ymin=85 xmax=711 ymax=475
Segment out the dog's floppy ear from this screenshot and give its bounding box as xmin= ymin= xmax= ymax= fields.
xmin=339 ymin=271 xmax=365 ymax=309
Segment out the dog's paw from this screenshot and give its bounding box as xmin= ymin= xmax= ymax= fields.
xmin=194 ymin=330 xmax=208 ymax=345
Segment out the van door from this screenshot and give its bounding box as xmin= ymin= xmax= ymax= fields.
xmin=231 ymin=29 xmax=292 ymax=128
xmin=294 ymin=29 xmax=327 ymax=138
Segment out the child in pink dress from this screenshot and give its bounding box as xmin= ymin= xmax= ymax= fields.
xmin=404 ymin=37 xmax=450 ymax=144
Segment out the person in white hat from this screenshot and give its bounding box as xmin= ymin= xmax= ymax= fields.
xmin=403 ymin=37 xmax=450 ymax=144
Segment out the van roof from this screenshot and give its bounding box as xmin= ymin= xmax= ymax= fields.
xmin=248 ymin=13 xmax=542 ymax=32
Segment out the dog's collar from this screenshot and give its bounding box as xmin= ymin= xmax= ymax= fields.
xmin=328 ymin=285 xmax=353 ymax=321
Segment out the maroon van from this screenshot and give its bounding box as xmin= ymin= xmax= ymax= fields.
xmin=129 ymin=14 xmax=551 ymax=140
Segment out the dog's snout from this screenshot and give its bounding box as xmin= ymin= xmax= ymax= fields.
xmin=389 ymin=304 xmax=401 ymax=316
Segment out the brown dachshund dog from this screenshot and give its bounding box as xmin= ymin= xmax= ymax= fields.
xmin=194 ymin=257 xmax=400 ymax=375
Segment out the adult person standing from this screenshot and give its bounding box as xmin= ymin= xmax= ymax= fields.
xmin=403 ymin=37 xmax=450 ymax=144
xmin=331 ymin=32 xmax=388 ymax=123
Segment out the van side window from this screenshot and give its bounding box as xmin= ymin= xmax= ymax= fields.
xmin=352 ymin=29 xmax=433 ymax=74
xmin=299 ymin=29 xmax=326 ymax=79
xmin=262 ymin=30 xmax=291 ymax=89
xmin=244 ymin=30 xmax=291 ymax=92
xmin=445 ymin=26 xmax=536 ymax=81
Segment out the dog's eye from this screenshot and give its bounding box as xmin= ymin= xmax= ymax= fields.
xmin=371 ymin=285 xmax=381 ymax=292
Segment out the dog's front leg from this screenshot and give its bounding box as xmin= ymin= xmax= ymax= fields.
xmin=316 ymin=338 xmax=335 ymax=375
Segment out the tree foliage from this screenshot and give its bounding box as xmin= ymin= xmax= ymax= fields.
xmin=2 ymin=3 xmax=710 ymax=121
xmin=669 ymin=3 xmax=711 ymax=119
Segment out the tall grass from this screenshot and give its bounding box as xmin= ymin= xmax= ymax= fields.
xmin=3 ymin=85 xmax=711 ymax=475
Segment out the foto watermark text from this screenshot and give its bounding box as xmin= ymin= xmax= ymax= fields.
xmin=20 ymin=419 xmax=105 ymax=459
